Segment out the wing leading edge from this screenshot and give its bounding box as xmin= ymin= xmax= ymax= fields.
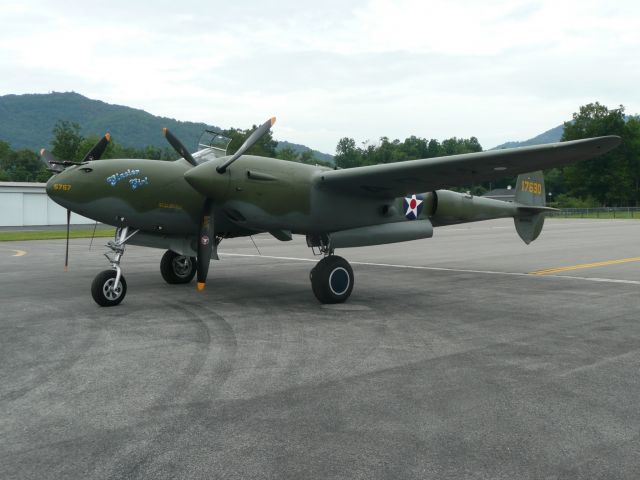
xmin=314 ymin=136 xmax=621 ymax=198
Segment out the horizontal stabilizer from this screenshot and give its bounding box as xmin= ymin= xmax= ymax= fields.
xmin=516 ymin=205 xmax=559 ymax=213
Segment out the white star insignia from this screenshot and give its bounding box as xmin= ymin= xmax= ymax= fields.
xmin=404 ymin=194 xmax=423 ymax=219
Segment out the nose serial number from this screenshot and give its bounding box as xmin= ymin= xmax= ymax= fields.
xmin=53 ymin=184 xmax=72 ymax=191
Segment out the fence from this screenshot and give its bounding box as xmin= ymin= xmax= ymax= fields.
xmin=547 ymin=207 xmax=640 ymax=219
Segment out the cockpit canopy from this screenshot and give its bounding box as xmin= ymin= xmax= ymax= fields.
xmin=192 ymin=129 xmax=233 ymax=165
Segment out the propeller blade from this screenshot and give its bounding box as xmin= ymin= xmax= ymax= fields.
xmin=64 ymin=209 xmax=70 ymax=272
xmin=81 ymin=133 xmax=111 ymax=162
xmin=40 ymin=149 xmax=59 ymax=164
xmin=216 ymin=117 xmax=276 ymax=174
xmin=196 ymin=199 xmax=215 ymax=290
xmin=40 ymin=149 xmax=63 ymax=173
xmin=163 ymin=128 xmax=197 ymax=166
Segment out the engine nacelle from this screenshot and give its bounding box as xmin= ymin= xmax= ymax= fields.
xmin=308 ymin=219 xmax=434 ymax=249
xmin=426 ymin=190 xmax=517 ymax=226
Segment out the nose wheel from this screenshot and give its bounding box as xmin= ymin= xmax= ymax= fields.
xmin=91 ymin=226 xmax=138 ymax=307
xmin=91 ymin=270 xmax=127 ymax=306
xmin=310 ymin=255 xmax=354 ymax=303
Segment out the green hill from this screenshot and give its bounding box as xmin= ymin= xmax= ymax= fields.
xmin=0 ymin=92 xmax=334 ymax=162
xmin=276 ymin=140 xmax=334 ymax=164
xmin=492 ymin=124 xmax=564 ymax=150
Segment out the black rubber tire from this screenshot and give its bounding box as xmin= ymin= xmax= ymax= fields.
xmin=91 ymin=270 xmax=127 ymax=307
xmin=160 ymin=250 xmax=196 ymax=284
xmin=310 ymin=255 xmax=354 ymax=304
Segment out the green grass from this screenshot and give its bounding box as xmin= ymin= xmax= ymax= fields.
xmin=549 ymin=212 xmax=640 ymax=220
xmin=0 ymin=228 xmax=116 ymax=241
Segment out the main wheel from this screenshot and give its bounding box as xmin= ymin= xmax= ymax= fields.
xmin=310 ymin=255 xmax=354 ymax=304
xmin=91 ymin=270 xmax=127 ymax=307
xmin=160 ymin=250 xmax=196 ymax=284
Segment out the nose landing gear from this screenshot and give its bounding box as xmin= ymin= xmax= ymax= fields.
xmin=91 ymin=226 xmax=138 ymax=307
xmin=91 ymin=270 xmax=127 ymax=307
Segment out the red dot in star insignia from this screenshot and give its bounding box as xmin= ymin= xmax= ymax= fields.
xmin=410 ymin=199 xmax=417 ymax=209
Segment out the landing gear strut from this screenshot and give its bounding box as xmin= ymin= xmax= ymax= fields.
xmin=91 ymin=226 xmax=138 ymax=307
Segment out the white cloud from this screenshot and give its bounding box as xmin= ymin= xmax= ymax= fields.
xmin=0 ymin=0 xmax=638 ymax=153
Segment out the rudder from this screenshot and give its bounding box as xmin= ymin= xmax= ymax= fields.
xmin=514 ymin=171 xmax=547 ymax=244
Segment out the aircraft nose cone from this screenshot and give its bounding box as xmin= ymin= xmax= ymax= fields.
xmin=46 ymin=174 xmax=67 ymax=203
xmin=184 ymin=161 xmax=229 ymax=200
xmin=45 ymin=169 xmax=77 ymax=209
xmin=45 ymin=175 xmax=56 ymax=197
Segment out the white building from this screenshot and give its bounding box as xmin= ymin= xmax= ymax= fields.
xmin=0 ymin=182 xmax=94 ymax=227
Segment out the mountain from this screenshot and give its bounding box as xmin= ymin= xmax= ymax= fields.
xmin=0 ymin=92 xmax=334 ymax=162
xmin=276 ymin=140 xmax=334 ymax=164
xmin=492 ymin=114 xmax=636 ymax=150
xmin=0 ymin=92 xmax=211 ymax=152
xmin=492 ymin=124 xmax=564 ymax=150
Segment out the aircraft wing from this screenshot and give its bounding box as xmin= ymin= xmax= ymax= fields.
xmin=314 ymin=136 xmax=621 ymax=198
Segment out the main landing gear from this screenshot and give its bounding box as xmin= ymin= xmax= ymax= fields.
xmin=91 ymin=226 xmax=138 ymax=307
xmin=308 ymin=236 xmax=354 ymax=303
xmin=160 ymin=250 xmax=196 ymax=284
xmin=310 ymin=255 xmax=354 ymax=304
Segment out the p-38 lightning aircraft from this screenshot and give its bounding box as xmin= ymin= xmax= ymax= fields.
xmin=43 ymin=117 xmax=620 ymax=306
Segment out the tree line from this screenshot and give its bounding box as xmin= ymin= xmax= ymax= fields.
xmin=0 ymin=120 xmax=329 ymax=183
xmin=0 ymin=102 xmax=638 ymax=206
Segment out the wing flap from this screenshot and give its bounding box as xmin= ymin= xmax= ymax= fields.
xmin=315 ymin=136 xmax=621 ymax=198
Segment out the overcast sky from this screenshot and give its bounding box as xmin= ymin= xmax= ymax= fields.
xmin=1 ymin=0 xmax=638 ymax=153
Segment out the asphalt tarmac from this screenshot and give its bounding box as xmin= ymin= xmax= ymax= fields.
xmin=2 ymin=218 xmax=640 ymax=479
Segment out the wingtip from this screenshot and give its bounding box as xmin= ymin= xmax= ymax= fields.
xmin=597 ymin=135 xmax=623 ymax=151
xmin=162 ymin=127 xmax=168 ymax=137
xmin=270 ymin=116 xmax=276 ymax=126
xmin=105 ymin=132 xmax=111 ymax=142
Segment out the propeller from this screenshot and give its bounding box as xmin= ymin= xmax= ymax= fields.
xmin=216 ymin=117 xmax=276 ymax=173
xmin=41 ymin=133 xmax=111 ymax=172
xmin=162 ymin=117 xmax=276 ymax=290
xmin=163 ymin=128 xmax=197 ymax=166
xmin=196 ymin=199 xmax=215 ymax=290
xmin=82 ymin=132 xmax=111 ymax=162
xmin=40 ymin=149 xmax=64 ymax=173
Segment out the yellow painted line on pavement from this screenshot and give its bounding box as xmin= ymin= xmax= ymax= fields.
xmin=221 ymin=253 xmax=640 ymax=285
xmin=0 ymin=247 xmax=27 ymax=257
xmin=530 ymin=256 xmax=640 ymax=275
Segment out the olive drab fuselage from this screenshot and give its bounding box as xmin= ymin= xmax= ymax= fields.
xmin=46 ymin=155 xmax=405 ymax=238
xmin=46 ymin=154 xmax=529 ymax=244
xmin=47 ymin=156 xmax=322 ymax=238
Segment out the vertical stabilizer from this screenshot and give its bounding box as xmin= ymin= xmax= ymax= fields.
xmin=514 ymin=171 xmax=547 ymax=244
